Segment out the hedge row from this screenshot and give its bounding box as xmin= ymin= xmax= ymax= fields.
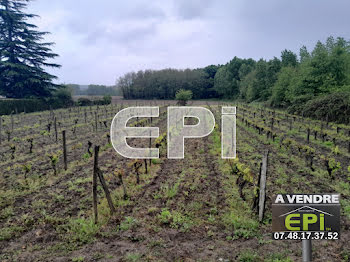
xmin=0 ymin=98 xmax=71 ymax=115
xmin=0 ymin=95 xmax=112 ymax=115
xmin=1 ymin=99 xmax=48 ymax=115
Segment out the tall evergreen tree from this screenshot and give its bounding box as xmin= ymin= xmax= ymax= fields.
xmin=0 ymin=0 xmax=60 ymax=98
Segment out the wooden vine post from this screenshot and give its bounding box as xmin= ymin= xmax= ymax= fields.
xmin=62 ymin=130 xmax=68 ymax=170
xmin=93 ymin=145 xmax=116 ymax=224
xmin=11 ymin=112 xmax=14 ymax=132
xmin=259 ymin=150 xmax=269 ymax=222
xmin=93 ymin=146 xmax=99 ymax=224
xmin=118 ymin=171 xmax=128 ymax=200
xmin=348 ymin=130 xmax=350 ymax=153
xmin=133 ymin=160 xmax=142 ymax=184
xmin=54 ymin=117 xmax=58 ymax=142
xmin=0 ymin=115 xmax=2 ymax=145
xmin=144 ymin=159 xmax=148 ymax=174
xmin=271 ymin=117 xmax=274 ymax=130
xmin=149 ymin=130 xmax=152 ymax=166
xmin=97 ymin=168 xmax=115 ymax=215
xmin=95 ymin=112 xmax=98 ymax=132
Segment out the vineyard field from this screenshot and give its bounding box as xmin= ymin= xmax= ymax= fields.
xmin=0 ymin=100 xmax=349 ymax=262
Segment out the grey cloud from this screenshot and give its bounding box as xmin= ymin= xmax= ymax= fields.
xmin=60 ymin=2 xmax=164 ymax=48
xmin=174 ymin=0 xmax=214 ymax=20
xmin=83 ymin=21 xmax=157 ymax=46
xmin=27 ymin=0 xmax=350 ymax=85
xmin=125 ymin=4 xmax=165 ymax=20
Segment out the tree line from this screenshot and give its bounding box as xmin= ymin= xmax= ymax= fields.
xmin=116 ymin=36 xmax=350 ymax=122
xmin=116 ymin=67 xmax=218 ymax=100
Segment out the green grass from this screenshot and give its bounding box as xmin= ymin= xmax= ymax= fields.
xmin=125 ymin=253 xmax=142 ymax=262
xmin=0 ymin=225 xmax=25 ymax=241
xmin=222 ymin=211 xmax=259 ymax=239
xmin=162 ymin=182 xmax=179 ymax=199
xmin=265 ymin=252 xmax=293 ymax=262
xmin=71 ymin=256 xmax=85 ymax=262
xmin=210 ymin=125 xmax=260 ymax=239
xmin=238 ymin=249 xmax=259 ymax=262
xmin=60 ymin=217 xmax=100 ymax=245
xmin=119 ymin=216 xmax=138 ymax=231
xmin=0 ymin=206 xmax=14 ymax=219
xmin=151 ymin=158 xmax=162 ymax=164
xmin=157 ymin=208 xmax=194 ymax=232
xmin=340 ymin=199 xmax=350 ymax=219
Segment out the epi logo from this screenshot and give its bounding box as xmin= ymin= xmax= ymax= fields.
xmin=282 ymin=207 xmax=330 ymax=231
xmin=272 ymin=194 xmax=340 ymax=240
xmin=110 ymin=106 xmax=236 ymax=159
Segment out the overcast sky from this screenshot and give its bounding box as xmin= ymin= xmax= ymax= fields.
xmin=28 ymin=0 xmax=350 ymax=86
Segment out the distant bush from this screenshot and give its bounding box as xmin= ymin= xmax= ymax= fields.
xmin=48 ymin=87 xmax=74 ymax=108
xmin=77 ymin=95 xmax=112 ymax=107
xmin=77 ymin=98 xmax=93 ymax=106
xmin=286 ymin=94 xmax=315 ymax=115
xmin=102 ymin=95 xmax=112 ymax=105
xmin=176 ymin=89 xmax=193 ymax=106
xmin=291 ymin=91 xmax=350 ymax=124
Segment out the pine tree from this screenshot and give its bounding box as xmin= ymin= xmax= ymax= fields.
xmin=0 ymin=0 xmax=61 ymax=98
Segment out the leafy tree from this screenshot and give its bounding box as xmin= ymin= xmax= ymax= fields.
xmin=203 ymin=64 xmax=219 ymax=79
xmin=175 ymin=89 xmax=192 ymax=106
xmin=299 ymin=45 xmax=311 ymax=63
xmin=214 ymin=57 xmax=255 ymax=99
xmin=240 ymin=70 xmax=258 ymax=102
xmin=116 ymin=72 xmax=135 ymax=99
xmin=270 ymin=66 xmax=298 ymax=107
xmin=281 ymin=49 xmax=298 ymax=67
xmin=0 ymin=0 xmax=61 ymax=98
xmin=295 ymin=37 xmax=350 ymax=96
xmin=265 ymin=57 xmax=282 ymax=97
xmin=238 ymin=62 xmax=256 ymax=100
xmin=200 ymin=66 xmax=218 ymax=98
xmin=241 ymin=58 xmax=281 ymax=102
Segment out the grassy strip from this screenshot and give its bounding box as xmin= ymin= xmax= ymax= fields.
xmin=209 ymin=124 xmax=259 ymax=240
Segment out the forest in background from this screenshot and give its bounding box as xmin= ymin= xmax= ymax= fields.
xmin=65 ymin=84 xmax=121 ymax=96
xmin=117 ymin=36 xmax=350 ymax=123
